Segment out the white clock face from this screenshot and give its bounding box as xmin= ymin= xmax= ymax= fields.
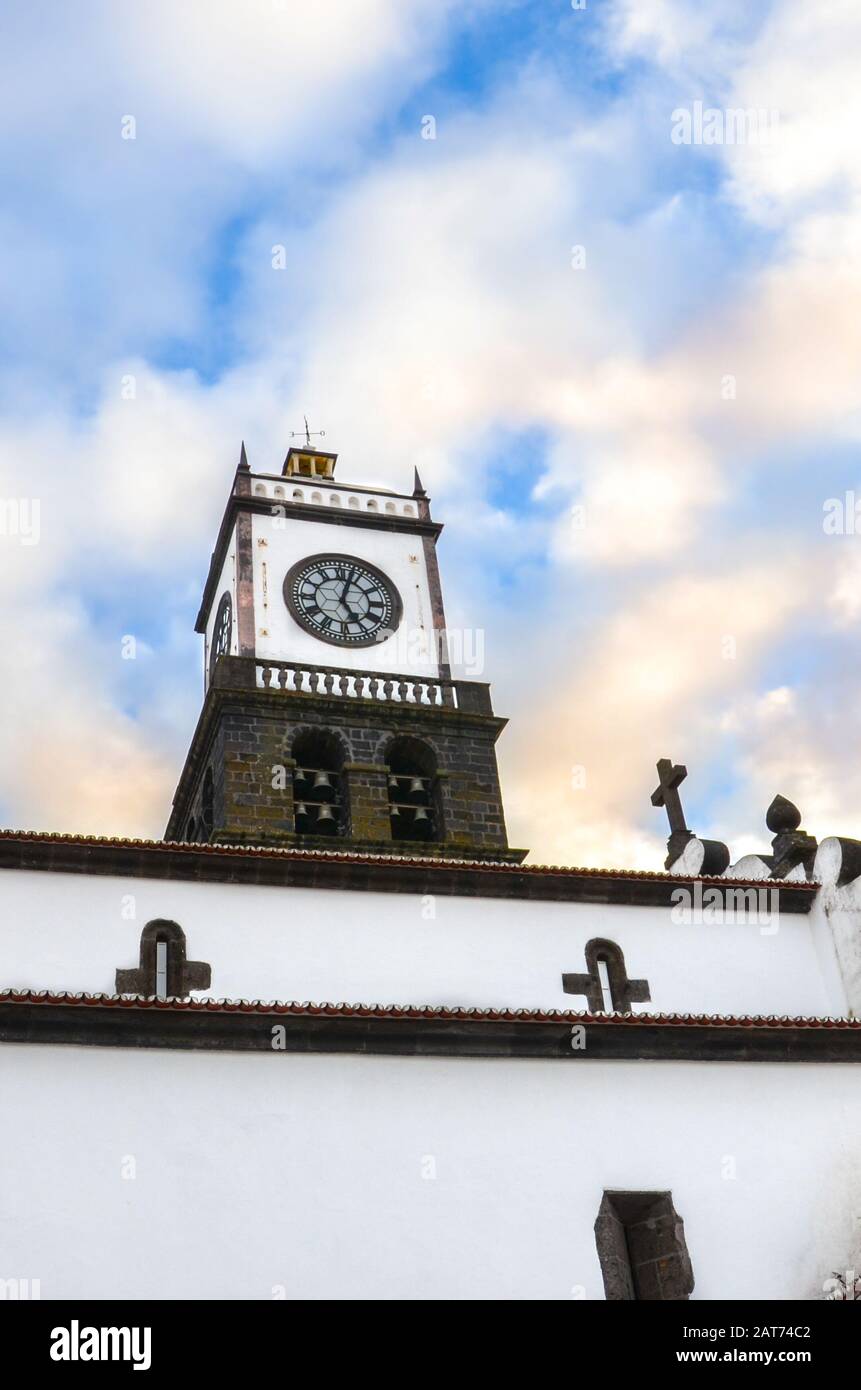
xmin=284 ymin=553 xmax=402 ymax=648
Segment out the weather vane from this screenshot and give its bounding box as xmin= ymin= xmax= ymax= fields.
xmin=290 ymin=415 xmax=325 ymax=449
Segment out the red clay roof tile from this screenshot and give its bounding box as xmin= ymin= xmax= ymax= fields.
xmin=0 ymin=829 xmax=819 ymax=891
xmin=0 ymin=989 xmax=853 ymax=1029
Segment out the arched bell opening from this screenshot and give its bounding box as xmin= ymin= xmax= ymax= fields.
xmin=291 ymin=729 xmax=347 ymax=838
xmin=384 ymin=736 xmax=441 ymax=843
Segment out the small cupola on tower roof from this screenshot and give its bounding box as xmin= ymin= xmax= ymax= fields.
xmin=282 ymin=446 xmax=338 ymax=480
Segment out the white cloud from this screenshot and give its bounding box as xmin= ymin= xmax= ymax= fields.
xmin=501 ymin=557 xmax=815 ymax=868
xmin=719 ymin=0 xmax=861 ymax=222
xmin=0 ymin=0 xmax=470 ymax=382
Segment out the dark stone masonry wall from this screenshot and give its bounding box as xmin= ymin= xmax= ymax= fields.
xmin=166 ymin=669 xmax=525 ymax=863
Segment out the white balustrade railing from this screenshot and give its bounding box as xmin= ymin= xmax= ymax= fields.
xmin=255 ymin=661 xmax=456 ymax=708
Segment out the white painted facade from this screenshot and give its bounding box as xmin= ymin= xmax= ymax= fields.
xmin=3 ymin=835 xmax=861 ymax=1302
xmin=0 ymin=865 xmax=844 ymax=1019
xmin=250 ymin=505 xmax=441 ymax=679
xmin=0 ymin=1043 xmax=857 ymax=1301
xmin=1 ymin=836 xmax=861 ymax=1300
xmin=201 ymin=462 xmax=443 ymax=690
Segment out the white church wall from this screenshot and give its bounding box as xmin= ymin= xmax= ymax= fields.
xmin=0 ymin=1042 xmax=855 ymax=1300
xmin=0 ymin=868 xmax=839 ymax=1019
xmin=805 ymin=880 xmax=855 ymax=1022
xmin=251 ymin=510 xmax=441 ymax=679
xmin=813 ymin=838 xmax=861 ymax=1018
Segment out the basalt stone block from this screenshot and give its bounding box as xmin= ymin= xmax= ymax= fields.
xmin=166 ymin=677 xmax=523 ymax=860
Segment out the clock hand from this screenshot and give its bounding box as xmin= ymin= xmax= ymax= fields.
xmin=340 ymin=573 xmax=368 ymax=623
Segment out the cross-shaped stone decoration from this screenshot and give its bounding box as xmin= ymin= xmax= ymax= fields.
xmin=562 ymin=938 xmax=651 ymax=1015
xmin=116 ymin=920 xmax=211 ymax=1000
xmin=651 ymin=758 xmax=694 ymax=866
xmin=651 ymin=758 xmax=690 ymax=832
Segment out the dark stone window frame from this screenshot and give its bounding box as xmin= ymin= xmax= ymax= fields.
xmin=562 ymin=938 xmax=651 ymax=1015
xmin=595 ymin=1190 xmax=694 ymax=1301
xmin=115 ymin=919 xmax=211 ymax=1000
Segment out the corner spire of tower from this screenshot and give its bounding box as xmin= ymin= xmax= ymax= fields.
xmin=238 ymin=440 xmax=250 ymax=472
xmin=413 ymin=466 xmax=427 ymax=498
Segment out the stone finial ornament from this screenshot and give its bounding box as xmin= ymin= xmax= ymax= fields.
xmin=767 ymin=794 xmax=817 ymax=880
xmin=766 ymin=794 xmax=802 ymax=835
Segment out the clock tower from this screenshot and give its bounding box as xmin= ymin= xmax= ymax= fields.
xmin=165 ymin=441 xmax=526 ymax=862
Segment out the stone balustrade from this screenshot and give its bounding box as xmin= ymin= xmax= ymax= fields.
xmin=256 ymin=659 xmax=454 ymax=707
xmin=210 ymin=655 xmax=494 ymax=715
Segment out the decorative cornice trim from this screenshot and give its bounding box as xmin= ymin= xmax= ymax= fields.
xmin=0 ymin=829 xmax=816 ymax=910
xmin=0 ymin=991 xmax=854 ymax=1061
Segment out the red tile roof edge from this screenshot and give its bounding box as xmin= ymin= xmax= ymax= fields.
xmin=0 ymin=989 xmax=854 ymax=1030
xmin=0 ymin=829 xmax=819 ymax=891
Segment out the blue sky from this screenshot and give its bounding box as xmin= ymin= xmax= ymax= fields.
xmin=1 ymin=0 xmax=860 ymax=867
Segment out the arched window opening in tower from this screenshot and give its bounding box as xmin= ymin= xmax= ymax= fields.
xmin=201 ymin=767 xmax=214 ymax=841
xmin=292 ymin=730 xmax=347 ymax=838
xmin=385 ymin=736 xmax=440 ymax=842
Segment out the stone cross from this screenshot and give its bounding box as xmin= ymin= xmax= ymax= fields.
xmin=562 ymin=939 xmax=651 ymax=1015
xmin=116 ymin=920 xmax=211 ymax=1000
xmin=651 ymin=757 xmax=697 ymax=868
xmin=650 ymin=759 xmax=689 ymax=834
